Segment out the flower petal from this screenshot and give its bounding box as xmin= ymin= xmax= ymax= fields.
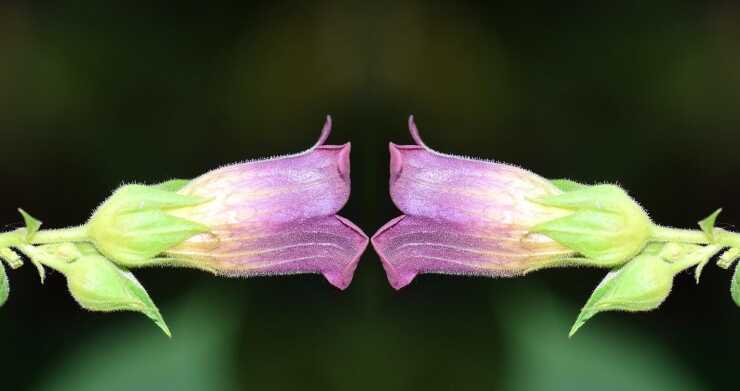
xmin=390 ymin=117 xmax=567 ymax=230
xmin=168 ymin=215 xmax=368 ymax=290
xmin=172 ymin=116 xmax=351 ymax=229
xmin=372 ymin=215 xmax=570 ymax=289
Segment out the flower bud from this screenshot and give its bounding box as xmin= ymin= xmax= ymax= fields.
xmin=532 ymin=182 xmax=654 ymax=267
xmin=40 ymin=243 xmax=171 ymax=336
xmin=569 ymin=242 xmax=709 ymax=336
xmin=87 ymin=182 xmax=210 ymax=267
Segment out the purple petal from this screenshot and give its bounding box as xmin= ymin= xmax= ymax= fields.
xmin=167 ymin=117 xmax=368 ymax=289
xmin=372 ymin=215 xmax=570 ymax=289
xmin=375 ymin=117 xmax=573 ymax=289
xmin=169 ymin=215 xmax=368 ymax=290
xmin=390 ymin=117 xmax=567 ymax=230
xmin=173 ymin=116 xmax=351 ymax=229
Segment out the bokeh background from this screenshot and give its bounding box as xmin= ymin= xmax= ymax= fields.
xmin=1 ymin=1 xmax=739 ymax=390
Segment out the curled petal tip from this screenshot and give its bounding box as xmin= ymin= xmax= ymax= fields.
xmin=371 ymin=215 xmax=417 ymax=290
xmin=337 ymin=143 xmax=351 ymax=178
xmin=407 ymin=115 xmax=427 ymax=148
xmin=314 ymin=115 xmax=333 ymax=148
xmin=323 ymin=215 xmax=369 ymax=290
xmin=389 ymin=143 xmax=404 ymax=182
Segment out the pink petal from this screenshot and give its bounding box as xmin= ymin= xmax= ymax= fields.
xmin=375 ymin=117 xmax=573 ymax=289
xmin=372 ymin=215 xmax=568 ymax=290
xmin=167 ymin=117 xmax=368 ymax=289
xmin=169 ymin=215 xmax=368 ymax=290
xmin=390 ymin=117 xmax=565 ymax=230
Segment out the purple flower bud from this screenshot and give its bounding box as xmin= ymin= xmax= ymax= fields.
xmin=372 ymin=117 xmax=574 ymax=289
xmin=164 ymin=117 xmax=368 ymax=290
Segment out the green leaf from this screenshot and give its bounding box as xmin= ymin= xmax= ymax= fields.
xmin=570 ymin=253 xmax=676 ymax=337
xmin=64 ymin=253 xmax=171 ymax=336
xmin=18 ymin=208 xmax=42 ymax=241
xmin=549 ymin=179 xmax=589 ymax=192
xmin=152 ymin=179 xmax=191 ymax=193
xmin=698 ymin=208 xmax=722 ymax=242
xmin=0 ymin=261 xmax=8 ymax=307
xmin=732 ymin=262 xmax=740 ymax=308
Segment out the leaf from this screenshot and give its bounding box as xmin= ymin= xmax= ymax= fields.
xmin=0 ymin=261 xmax=8 ymax=307
xmin=18 ymin=208 xmax=42 ymax=241
xmin=698 ymin=208 xmax=722 ymax=242
xmin=732 ymin=262 xmax=740 ymax=308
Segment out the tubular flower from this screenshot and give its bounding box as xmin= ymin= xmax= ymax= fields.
xmin=372 ymin=117 xmax=652 ymax=289
xmin=88 ymin=117 xmax=368 ymax=290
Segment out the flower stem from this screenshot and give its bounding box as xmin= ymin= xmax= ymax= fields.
xmin=653 ymin=226 xmax=740 ymax=248
xmin=30 ymin=225 xmax=89 ymax=245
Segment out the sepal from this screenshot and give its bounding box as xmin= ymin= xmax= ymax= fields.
xmin=698 ymin=208 xmax=722 ymax=242
xmin=532 ymin=184 xmax=653 ymax=267
xmin=88 ymin=184 xmax=209 ymax=266
xmin=731 ymin=262 xmax=740 ymax=308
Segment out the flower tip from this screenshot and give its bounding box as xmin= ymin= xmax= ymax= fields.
xmin=314 ymin=115 xmax=333 ymax=147
xmin=389 ymin=143 xmax=404 ymax=180
xmin=337 ymin=142 xmax=351 ymax=178
xmin=407 ymin=115 xmax=427 ymax=148
xmin=371 ymin=216 xmax=417 ymax=290
xmin=323 ymin=215 xmax=368 ymax=290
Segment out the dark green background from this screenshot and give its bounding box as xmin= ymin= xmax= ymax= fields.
xmin=1 ymin=1 xmax=738 ymax=390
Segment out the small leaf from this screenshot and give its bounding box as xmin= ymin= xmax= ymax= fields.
xmin=18 ymin=209 xmax=42 ymax=241
xmin=698 ymin=208 xmax=722 ymax=242
xmin=0 ymin=261 xmax=9 ymax=307
xmin=731 ymin=262 xmax=740 ymax=308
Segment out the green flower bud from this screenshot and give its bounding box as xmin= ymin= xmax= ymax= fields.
xmin=569 ymin=243 xmax=713 ymax=336
xmin=87 ymin=181 xmax=209 ymax=267
xmin=532 ymin=182 xmax=653 ymax=267
xmin=33 ymin=243 xmax=170 ymax=336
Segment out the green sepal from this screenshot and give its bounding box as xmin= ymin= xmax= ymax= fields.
xmin=0 ymin=248 xmax=23 ymax=269
xmin=718 ymin=248 xmax=740 ymax=269
xmin=88 ymin=184 xmax=209 ymax=267
xmin=532 ymin=185 xmax=653 ymax=267
xmin=550 ymin=179 xmax=589 ymax=192
xmin=570 ymin=252 xmax=677 ymax=337
xmin=698 ymin=208 xmax=722 ymax=242
xmin=152 ymin=179 xmax=191 ymax=193
xmin=0 ymin=261 xmax=8 ymax=307
xmin=55 ymin=247 xmax=171 ymax=337
xmin=18 ymin=209 xmax=42 ymax=241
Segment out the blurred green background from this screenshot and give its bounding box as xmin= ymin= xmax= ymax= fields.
xmin=1 ymin=1 xmax=739 ymax=390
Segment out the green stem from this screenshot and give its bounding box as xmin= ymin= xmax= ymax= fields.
xmin=653 ymin=226 xmax=740 ymax=248
xmin=30 ymin=225 xmax=89 ymax=244
xmin=652 ymin=226 xmax=710 ymax=244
